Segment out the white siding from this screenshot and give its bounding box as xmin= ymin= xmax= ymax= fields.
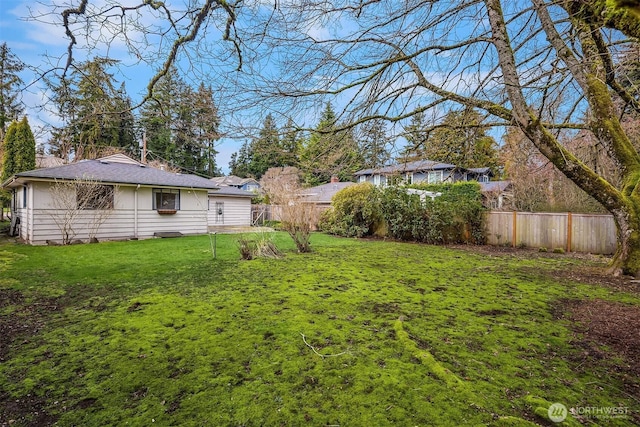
xmin=207 ymin=195 xmax=252 ymax=227
xmin=19 ymin=182 xmax=210 ymax=245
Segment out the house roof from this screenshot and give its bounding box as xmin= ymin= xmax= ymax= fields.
xmin=2 ymin=155 xmax=219 ymax=190
xmin=467 ymin=167 xmax=492 ymax=175
xmin=36 ymin=154 xmax=65 ymax=169
xmin=210 ymin=175 xmax=259 ymax=187
xmin=354 ymin=159 xmax=457 ymax=176
xmin=211 ymin=186 xmax=255 ymax=198
xmin=479 ymin=180 xmax=511 ymax=193
xmin=300 ymin=181 xmax=355 ymax=203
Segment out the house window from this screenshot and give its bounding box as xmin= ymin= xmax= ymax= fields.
xmin=358 ymin=175 xmax=366 ymax=183
xmin=23 ymin=186 xmax=27 ymax=208
xmin=427 ymin=171 xmax=443 ymax=184
xmin=76 ymin=184 xmax=114 ymax=210
xmin=373 ymin=175 xmax=381 ymax=185
xmin=153 ymin=188 xmax=180 ymax=210
xmin=405 ymin=173 xmax=413 ymax=184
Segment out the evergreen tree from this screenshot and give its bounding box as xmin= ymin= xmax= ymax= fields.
xmin=48 ymin=57 xmax=137 ymax=160
xmin=0 ymin=120 xmax=18 ymax=214
xmin=114 ymin=83 xmax=139 ymax=158
xmin=228 ymin=115 xmax=299 ymax=179
xmin=400 ymin=111 xmax=429 ymax=161
xmin=1 ymin=120 xmax=18 ymax=183
xmin=140 ymin=69 xmax=219 ymax=174
xmin=1 ymin=117 xmax=35 ymax=215
xmin=424 ymin=109 xmax=499 ymax=174
xmin=173 ymin=84 xmax=199 ymax=172
xmin=0 ymin=43 xmax=24 ymax=140
xmin=280 ymin=118 xmax=301 ymax=167
xmin=229 ymin=141 xmax=252 ymax=177
xmin=359 ymin=118 xmax=391 ymax=168
xmin=140 ymin=67 xmax=183 ymax=167
xmin=14 ymin=117 xmax=36 ymax=173
xmin=192 ymin=83 xmax=221 ymax=176
xmin=249 ymin=114 xmax=282 ymax=178
xmin=300 ymin=103 xmax=362 ymax=185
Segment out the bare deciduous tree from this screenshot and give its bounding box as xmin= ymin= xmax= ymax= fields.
xmin=240 ymin=0 xmax=640 ymax=275
xmin=36 ymin=1 xmax=640 ymax=274
xmin=261 ymin=167 xmax=316 ymax=252
xmin=48 ymin=175 xmax=116 ymax=244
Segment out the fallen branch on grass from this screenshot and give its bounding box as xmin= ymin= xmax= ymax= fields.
xmin=300 ymin=333 xmax=349 ymax=359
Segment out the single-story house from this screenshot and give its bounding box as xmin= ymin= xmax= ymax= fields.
xmin=299 ymin=176 xmax=355 ymax=208
xmin=2 ymin=153 xmax=253 ymax=245
xmin=354 ymin=159 xmax=493 ymax=186
xmin=210 ymin=175 xmax=260 ymax=192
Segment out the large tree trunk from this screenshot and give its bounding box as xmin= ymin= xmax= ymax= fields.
xmin=610 ymin=203 xmax=640 ymax=276
xmin=486 ymin=0 xmax=640 ymax=276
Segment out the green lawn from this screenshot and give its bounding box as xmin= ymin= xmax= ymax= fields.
xmin=0 ymin=233 xmax=638 ymax=426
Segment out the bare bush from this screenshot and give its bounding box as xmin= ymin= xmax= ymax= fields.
xmin=237 ymin=232 xmax=282 ymax=260
xmin=261 ymin=167 xmax=317 ymax=253
xmin=48 ymin=175 xmax=117 ymax=244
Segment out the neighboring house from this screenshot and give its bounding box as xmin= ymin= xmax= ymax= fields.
xmin=36 ymin=154 xmax=65 ymax=169
xmin=2 ymin=153 xmax=253 ymax=245
xmin=299 ymin=176 xmax=355 ymax=208
xmin=354 ymin=159 xmax=493 ymax=186
xmin=210 ymin=175 xmax=261 ymax=192
xmin=479 ymin=180 xmax=513 ymax=210
xmin=354 ymin=159 xmax=512 ymax=208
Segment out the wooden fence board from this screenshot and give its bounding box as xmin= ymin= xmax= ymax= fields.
xmin=485 ymin=211 xmax=616 ymax=254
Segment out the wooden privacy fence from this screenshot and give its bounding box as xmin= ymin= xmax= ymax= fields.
xmin=485 ymin=211 xmax=617 ymax=254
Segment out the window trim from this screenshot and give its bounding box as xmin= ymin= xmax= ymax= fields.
xmin=405 ymin=173 xmax=413 ymax=185
xmin=153 ymin=188 xmax=181 ymax=211
xmin=427 ymin=170 xmax=443 ymax=184
xmin=76 ymin=184 xmax=115 ymax=210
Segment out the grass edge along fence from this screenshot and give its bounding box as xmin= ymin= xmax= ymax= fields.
xmin=485 ymin=211 xmax=617 ymax=254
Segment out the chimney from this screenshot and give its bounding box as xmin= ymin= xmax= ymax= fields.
xmin=330 ymin=176 xmax=339 ymax=183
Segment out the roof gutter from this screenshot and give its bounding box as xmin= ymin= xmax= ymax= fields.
xmin=1 ymin=175 xmax=18 ymax=189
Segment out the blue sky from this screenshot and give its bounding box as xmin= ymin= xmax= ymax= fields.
xmin=0 ymin=0 xmax=245 ymax=173
xmin=1 ymin=0 xmax=512 ymax=175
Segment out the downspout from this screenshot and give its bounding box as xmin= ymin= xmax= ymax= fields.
xmin=28 ymin=184 xmax=33 ymax=243
xmin=134 ymin=184 xmax=140 ymax=238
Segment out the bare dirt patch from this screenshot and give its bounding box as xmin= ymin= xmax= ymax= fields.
xmin=452 ymin=244 xmax=640 ymax=295
xmin=556 ymin=299 xmax=640 ymax=406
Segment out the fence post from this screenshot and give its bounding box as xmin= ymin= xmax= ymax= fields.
xmin=567 ymin=212 xmax=572 ymax=253
xmin=512 ymin=211 xmax=517 ymax=248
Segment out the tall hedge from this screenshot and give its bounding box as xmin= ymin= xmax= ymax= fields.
xmin=322 ymin=181 xmax=486 ymax=244
xmin=2 ymin=117 xmax=35 ymax=181
xmin=404 ymin=181 xmax=486 ymax=244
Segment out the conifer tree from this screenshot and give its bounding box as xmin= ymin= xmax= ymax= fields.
xmin=0 ymin=43 xmax=24 ymax=141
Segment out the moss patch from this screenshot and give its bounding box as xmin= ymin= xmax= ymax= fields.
xmin=0 ymin=233 xmax=638 ymax=425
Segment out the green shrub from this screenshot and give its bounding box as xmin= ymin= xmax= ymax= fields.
xmin=378 ymin=185 xmax=425 ymax=241
xmin=379 ymin=182 xmax=486 ymax=244
xmin=318 ymin=183 xmax=382 ymax=237
xmin=322 ymin=181 xmax=486 ymax=244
